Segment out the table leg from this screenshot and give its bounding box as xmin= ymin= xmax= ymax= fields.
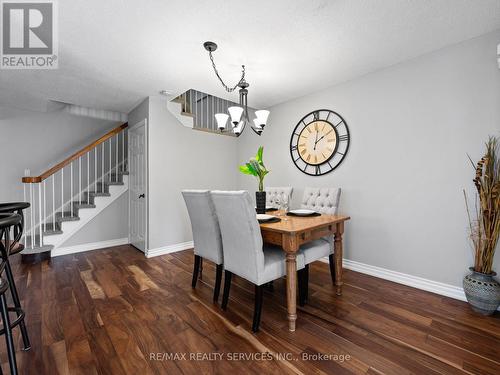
xmin=285 ymin=253 xmax=297 ymax=332
xmin=334 ymin=221 xmax=344 ymax=296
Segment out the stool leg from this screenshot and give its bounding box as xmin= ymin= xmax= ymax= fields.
xmin=1 ymin=292 xmax=18 ymax=375
xmin=4 ymin=260 xmax=30 ymax=350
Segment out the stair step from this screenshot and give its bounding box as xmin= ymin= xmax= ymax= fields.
xmin=21 ymin=244 xmax=54 ymax=254
xmin=106 ymin=181 xmax=124 ymax=186
xmin=56 ymin=212 xmax=80 ymax=222
xmin=42 ymin=223 xmax=62 ymax=235
xmin=73 ymin=202 xmax=96 ymax=209
xmin=88 ymin=192 xmax=111 ymax=197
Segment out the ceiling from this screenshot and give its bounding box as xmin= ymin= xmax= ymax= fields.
xmin=1 ymin=0 xmax=500 ymax=114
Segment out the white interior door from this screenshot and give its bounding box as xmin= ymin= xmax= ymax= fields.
xmin=128 ymin=119 xmax=148 ymax=252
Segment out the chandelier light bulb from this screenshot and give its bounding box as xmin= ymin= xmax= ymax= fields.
xmin=228 ymin=106 xmax=244 ymax=126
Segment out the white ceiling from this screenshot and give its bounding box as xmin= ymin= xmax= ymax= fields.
xmin=1 ymin=0 xmax=500 ymax=113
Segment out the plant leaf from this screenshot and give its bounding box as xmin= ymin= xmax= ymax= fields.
xmin=239 ymin=165 xmax=253 ymax=175
xmin=256 ymin=146 xmax=264 ymax=163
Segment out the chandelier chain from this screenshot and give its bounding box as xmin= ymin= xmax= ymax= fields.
xmin=208 ymin=50 xmax=245 ymax=92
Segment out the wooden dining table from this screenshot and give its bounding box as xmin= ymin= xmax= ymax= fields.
xmin=259 ymin=211 xmax=350 ymax=332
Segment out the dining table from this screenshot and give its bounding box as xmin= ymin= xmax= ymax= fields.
xmin=259 ymin=211 xmax=350 ymax=332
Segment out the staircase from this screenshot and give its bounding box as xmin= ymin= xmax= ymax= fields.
xmin=21 ymin=123 xmax=128 ymax=261
xmin=167 ymin=89 xmax=256 ymax=136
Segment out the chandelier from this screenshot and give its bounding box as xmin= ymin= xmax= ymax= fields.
xmin=203 ymin=41 xmax=269 ymax=136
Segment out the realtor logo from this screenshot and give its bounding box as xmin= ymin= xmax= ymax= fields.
xmin=1 ymin=0 xmax=58 ymax=69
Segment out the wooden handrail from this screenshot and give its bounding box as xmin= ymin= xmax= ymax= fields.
xmin=22 ymin=122 xmax=128 ymax=183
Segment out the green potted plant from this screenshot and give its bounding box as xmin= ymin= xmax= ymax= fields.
xmin=463 ymin=136 xmax=500 ymax=315
xmin=239 ymin=146 xmax=269 ymax=214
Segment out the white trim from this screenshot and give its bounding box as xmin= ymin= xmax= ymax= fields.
xmin=319 ymin=257 xmax=466 ymax=301
xmin=145 ymin=241 xmax=194 ymax=258
xmin=128 ymin=118 xmax=149 ymax=253
xmin=51 ymin=237 xmax=129 ymax=257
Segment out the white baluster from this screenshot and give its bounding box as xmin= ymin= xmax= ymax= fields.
xmin=30 ymin=183 xmax=34 ymax=249
xmin=70 ymin=162 xmax=73 ymax=217
xmin=122 ymin=131 xmax=125 ymax=173
xmin=38 ymin=183 xmax=42 ymax=247
xmin=101 ymin=143 xmax=104 ymax=193
xmin=61 ymin=167 xmax=64 ymax=218
xmin=43 ymin=180 xmax=46 ymax=233
xmin=79 ymin=157 xmax=82 ymax=204
xmin=115 ymin=135 xmax=118 ymax=181
xmin=87 ymin=151 xmax=90 ymax=195
xmin=109 ymin=139 xmax=111 ymax=182
xmin=52 ymin=174 xmax=55 ymax=230
xmin=94 ymin=147 xmax=97 ymax=193
xmin=23 ymin=184 xmax=26 ymax=245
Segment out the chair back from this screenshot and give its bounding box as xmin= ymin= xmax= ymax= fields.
xmin=182 ymin=190 xmax=223 ymax=265
xmin=301 ymin=187 xmax=341 ymax=215
xmin=211 ymin=191 xmax=264 ymax=283
xmin=265 ymin=187 xmax=293 ymax=208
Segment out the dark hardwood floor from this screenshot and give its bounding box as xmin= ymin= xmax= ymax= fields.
xmin=2 ymin=245 xmax=499 ymax=374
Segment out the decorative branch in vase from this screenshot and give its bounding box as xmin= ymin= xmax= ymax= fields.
xmin=239 ymin=146 xmax=269 ymax=214
xmin=463 ymin=136 xmax=500 ymax=315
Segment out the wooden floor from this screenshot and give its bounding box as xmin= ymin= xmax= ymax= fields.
xmin=2 ymin=245 xmax=500 ymax=374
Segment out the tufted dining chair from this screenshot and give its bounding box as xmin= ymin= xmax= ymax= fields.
xmin=265 ymin=187 xmax=293 ymax=208
xmin=298 ymin=187 xmax=341 ymax=305
xmin=211 ymin=190 xmax=306 ymax=332
xmin=182 ymin=190 xmax=224 ymax=303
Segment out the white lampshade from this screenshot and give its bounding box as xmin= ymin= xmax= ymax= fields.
xmin=253 ymin=118 xmax=263 ymax=129
xmin=255 ymin=110 xmax=270 ymax=127
xmin=215 ymin=113 xmax=229 ymax=130
xmin=228 ymin=106 xmax=244 ymax=126
xmin=233 ymin=120 xmax=244 ymax=135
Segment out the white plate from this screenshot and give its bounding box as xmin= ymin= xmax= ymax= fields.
xmin=256 ymin=214 xmax=276 ymax=222
xmin=289 ymin=209 xmax=317 ymax=216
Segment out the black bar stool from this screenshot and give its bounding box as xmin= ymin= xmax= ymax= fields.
xmin=0 ymin=203 xmax=31 ymax=352
xmin=0 ymin=213 xmax=25 ymax=375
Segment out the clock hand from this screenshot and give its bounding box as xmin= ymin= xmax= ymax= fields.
xmin=316 ymin=129 xmax=333 ymax=144
xmin=313 ymin=131 xmax=319 ymax=150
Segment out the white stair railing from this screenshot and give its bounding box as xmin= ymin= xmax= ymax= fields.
xmin=21 ymin=123 xmax=128 ymax=250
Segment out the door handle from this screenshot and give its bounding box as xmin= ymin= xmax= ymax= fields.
xmin=138 ymin=194 xmax=145 ymax=199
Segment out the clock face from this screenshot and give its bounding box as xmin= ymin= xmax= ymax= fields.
xmin=290 ymin=109 xmax=350 ymax=176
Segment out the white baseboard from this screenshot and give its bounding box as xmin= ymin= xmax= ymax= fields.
xmin=320 ymin=257 xmax=467 ymax=302
xmin=51 ymin=237 xmax=129 ymax=257
xmin=146 ymin=241 xmax=194 ymax=258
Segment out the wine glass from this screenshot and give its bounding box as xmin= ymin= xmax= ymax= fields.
xmin=274 ymin=194 xmax=283 ymax=216
xmin=282 ymin=192 xmax=289 ymax=213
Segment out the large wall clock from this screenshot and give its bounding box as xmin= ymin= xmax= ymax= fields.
xmin=289 ymin=109 xmax=350 ymax=176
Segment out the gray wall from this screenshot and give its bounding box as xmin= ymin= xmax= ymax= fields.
xmin=237 ymin=29 xmax=500 ymax=287
xmin=0 ymin=107 xmax=118 ymax=201
xmin=0 ymin=107 xmax=129 ymax=246
xmin=147 ymin=96 xmax=239 ymax=250
xmin=62 ymin=193 xmax=129 ymax=246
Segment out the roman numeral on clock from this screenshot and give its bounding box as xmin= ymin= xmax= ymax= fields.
xmin=339 ymin=134 xmax=349 ymax=142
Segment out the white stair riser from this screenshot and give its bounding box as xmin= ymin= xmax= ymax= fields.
xmin=44 ymin=176 xmax=128 ymax=249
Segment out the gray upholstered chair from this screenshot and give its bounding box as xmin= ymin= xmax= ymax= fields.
xmin=182 ymin=190 xmax=224 ymax=303
xmin=211 ymin=190 xmax=306 ymax=332
xmin=298 ymin=187 xmax=341 ymax=305
xmin=265 ymin=187 xmax=293 ymax=208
